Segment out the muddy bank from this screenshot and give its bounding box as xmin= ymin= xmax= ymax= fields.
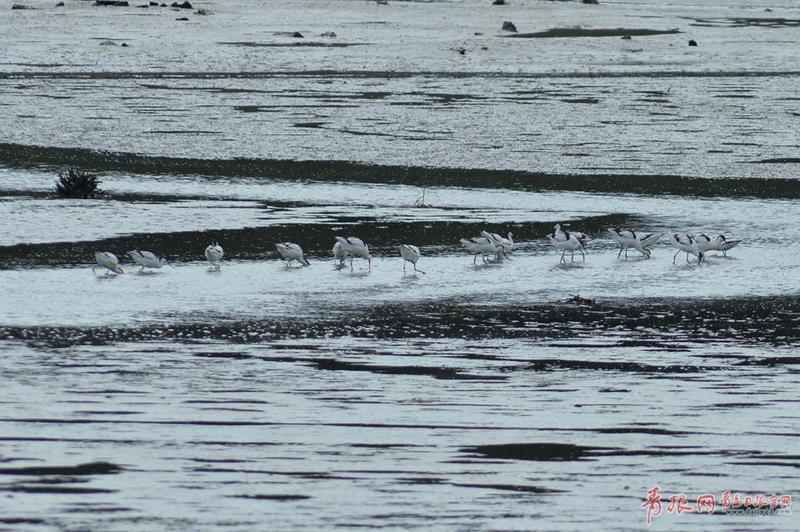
xmin=2 ymin=143 xmax=800 ymax=199
xmin=0 ymin=214 xmax=633 ymax=269
xmin=3 ymin=296 xmax=799 ymax=348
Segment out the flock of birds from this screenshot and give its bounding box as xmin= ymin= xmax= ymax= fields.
xmin=91 ymin=224 xmax=741 ymax=276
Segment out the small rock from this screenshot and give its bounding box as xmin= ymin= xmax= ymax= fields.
xmin=95 ymin=0 xmax=129 ymax=5
xmin=320 ymin=31 xmax=337 ymax=38
xmin=621 ymin=35 xmax=631 ymax=40
xmin=99 ymin=40 xmax=118 ymax=46
xmin=480 ymin=46 xmax=488 ymax=50
xmin=170 ymin=1 xmax=191 ymax=8
xmin=492 ymin=0 xmax=506 ymax=5
xmin=501 ymin=21 xmax=517 ymax=33
xmin=55 ymin=1 xmax=65 ymax=6
xmin=149 ymin=1 xmax=158 ymax=5
xmin=175 ymin=16 xmax=188 ymax=20
xmin=688 ymin=39 xmax=697 ymax=46
xmin=11 ymin=3 xmax=35 ymax=8
xmin=580 ymin=0 xmax=599 ymax=4
xmin=474 ymin=32 xmax=483 ymax=36
xmin=121 ymin=42 xmax=129 ymax=47
xmin=376 ymin=0 xmax=388 ymax=4
xmin=455 ymin=47 xmax=466 ymax=55
xmin=292 ymin=31 xmax=304 ymax=38
xmin=195 ymin=8 xmax=209 ymax=15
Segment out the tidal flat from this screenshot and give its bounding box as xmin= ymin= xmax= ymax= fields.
xmin=1 ymin=0 xmax=799 ymax=530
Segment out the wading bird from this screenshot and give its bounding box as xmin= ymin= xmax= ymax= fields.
xmin=127 ymin=250 xmax=172 ymax=272
xmin=460 ymin=235 xmax=500 ymax=264
xmin=400 ymin=244 xmax=425 ymax=274
xmin=332 ymin=241 xmax=347 ymax=269
xmin=93 ymin=251 xmax=124 ymax=276
xmin=548 ymin=233 xmax=585 ymax=263
xmin=607 ymin=228 xmax=659 ymax=259
xmin=670 ymin=233 xmax=704 ymax=264
xmin=711 ymin=234 xmax=741 ymax=256
xmin=481 ymin=230 xmax=514 ymax=260
xmin=275 ymin=242 xmax=310 ymax=267
xmin=554 ymin=224 xmax=587 ymax=245
xmin=335 ymin=236 xmax=371 ymax=270
xmin=204 ymin=243 xmax=224 ymax=270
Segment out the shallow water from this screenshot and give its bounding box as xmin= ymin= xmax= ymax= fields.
xmin=2 ymin=0 xmax=799 ymax=530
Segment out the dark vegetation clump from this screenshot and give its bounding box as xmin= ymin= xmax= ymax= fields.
xmin=501 ymin=21 xmax=517 ymax=32
xmin=55 ymin=168 xmax=103 ymax=198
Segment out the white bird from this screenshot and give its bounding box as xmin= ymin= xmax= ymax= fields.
xmin=548 ymin=233 xmax=585 ymax=263
xmin=481 ymin=231 xmax=514 ymax=260
xmin=460 ymin=236 xmax=500 ymax=264
xmin=399 ymin=244 xmax=425 ymax=274
xmin=93 ymin=251 xmax=124 ymax=275
xmin=670 ymin=233 xmax=704 ymax=264
xmin=710 ymin=234 xmax=741 ymax=256
xmin=275 ymin=242 xmax=310 ymax=267
xmin=607 ymin=228 xmax=659 ymax=259
xmin=335 ymin=236 xmax=371 ymax=270
xmin=554 ymin=224 xmax=587 ymax=245
xmin=204 ymin=242 xmax=224 ymax=270
xmin=127 ymin=250 xmax=172 ymax=272
xmin=332 ymin=241 xmax=347 ymax=269
xmin=690 ymin=233 xmax=717 ymax=254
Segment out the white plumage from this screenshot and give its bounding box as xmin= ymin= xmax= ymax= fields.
xmin=128 ymin=250 xmax=171 ymax=272
xmin=276 ymin=242 xmax=310 ymax=267
xmin=460 ymin=236 xmax=500 ymax=264
xmin=607 ymin=228 xmax=659 ymax=259
xmin=547 ymin=234 xmax=585 ymax=263
xmin=670 ymin=233 xmax=703 ymax=264
xmin=334 ymin=236 xmax=371 ymax=270
xmin=93 ymin=251 xmax=124 ymax=275
xmin=480 ymin=230 xmax=514 ymax=260
xmin=332 ymin=241 xmax=347 ymax=269
xmin=204 ymin=242 xmax=224 ymax=270
xmin=554 ymin=224 xmax=587 ymax=245
xmin=711 ymin=234 xmax=741 ymax=256
xmin=400 ymin=244 xmax=425 ymax=274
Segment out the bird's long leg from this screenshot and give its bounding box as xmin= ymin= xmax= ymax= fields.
xmin=570 ymin=250 xmax=575 ymax=262
xmin=413 ymin=264 xmax=425 ymax=274
xmin=560 ymin=250 xmax=566 ymax=264
xmin=473 ymin=253 xmax=479 ymax=265
xmin=624 ymin=247 xmax=629 ymax=259
xmin=617 ymin=246 xmax=623 ymax=258
xmin=350 ymin=257 xmax=354 ymax=270
xmin=403 ymin=261 xmax=407 ymax=274
xmin=92 ymin=267 xmax=97 ymax=276
xmin=579 ymin=249 xmax=585 ymax=261
xmin=367 ymin=258 xmax=372 ymax=271
xmin=722 ymin=250 xmax=727 ymax=257
xmin=673 ymin=250 xmax=680 ymax=264
xmin=686 ymin=252 xmax=691 ymax=264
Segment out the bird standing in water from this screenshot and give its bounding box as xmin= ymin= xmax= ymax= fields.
xmin=93 ymin=251 xmax=124 ymax=276
xmin=128 ymin=250 xmax=172 ymax=272
xmin=276 ymin=242 xmax=310 ymax=267
xmin=335 ymin=236 xmax=371 ymax=270
xmin=400 ymin=244 xmax=425 ymax=275
xmin=204 ymin=243 xmax=224 ymax=270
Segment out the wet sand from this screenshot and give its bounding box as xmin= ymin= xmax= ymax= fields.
xmin=1 ymin=0 xmax=799 ymax=530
